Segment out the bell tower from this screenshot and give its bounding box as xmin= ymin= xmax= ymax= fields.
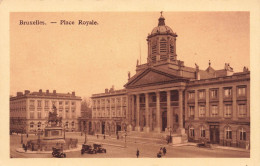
xmin=147 ymin=12 xmax=178 ymax=64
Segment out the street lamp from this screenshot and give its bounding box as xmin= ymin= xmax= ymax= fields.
xmin=20 ymin=127 xmax=24 ymax=144
xmin=84 ymin=125 xmax=87 ymax=144
xmin=124 ymin=124 xmax=127 ymax=148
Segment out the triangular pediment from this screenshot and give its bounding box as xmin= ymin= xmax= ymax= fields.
xmin=125 ymin=68 xmax=183 ymax=88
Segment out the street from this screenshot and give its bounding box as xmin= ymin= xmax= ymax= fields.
xmin=10 ymin=132 xmax=250 ymax=158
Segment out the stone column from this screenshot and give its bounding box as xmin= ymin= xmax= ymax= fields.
xmin=178 ymin=89 xmax=185 ymax=135
xmin=232 ymin=85 xmax=237 ymax=120
xmin=127 ymin=95 xmax=132 ymax=128
xmin=135 ymin=94 xmax=140 ymax=131
xmin=131 ymin=95 xmax=135 ymax=127
xmin=109 ymin=98 xmax=112 ymax=119
xmin=155 ymin=91 xmax=161 ymax=133
xmin=206 ymin=89 xmax=210 ymax=117
xmin=144 ymin=93 xmax=150 ymax=132
xmin=166 ymin=90 xmax=171 ymax=130
xmin=194 ymin=90 xmax=199 ymax=120
xmin=246 ymin=83 xmax=250 ymax=118
xmin=219 ymin=87 xmax=223 ymax=119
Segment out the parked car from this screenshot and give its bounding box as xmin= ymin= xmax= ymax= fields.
xmin=52 ymin=147 xmax=66 ymax=158
xmin=93 ymin=144 xmax=106 ymax=153
xmin=197 ymin=138 xmax=212 ymax=148
xmin=81 ymin=144 xmax=96 ymax=154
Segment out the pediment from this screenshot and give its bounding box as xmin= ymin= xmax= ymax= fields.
xmin=126 ymin=68 xmax=182 ymax=88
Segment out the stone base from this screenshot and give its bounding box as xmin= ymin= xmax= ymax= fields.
xmin=178 ymin=128 xmax=185 ymax=135
xmin=154 ymin=127 xmax=161 ymax=133
xmin=135 ymin=126 xmax=140 ymax=132
xmin=127 ymin=125 xmax=132 ymax=132
xmin=172 ymin=136 xmax=182 ymax=144
xmin=143 ymin=127 xmax=150 ymax=133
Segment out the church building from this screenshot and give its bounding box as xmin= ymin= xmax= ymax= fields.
xmin=91 ymin=13 xmax=250 ymax=148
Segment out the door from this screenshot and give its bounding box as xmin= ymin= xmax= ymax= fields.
xmin=210 ymin=125 xmax=220 ymax=144
xmin=102 ymin=122 xmax=105 ymax=134
xmin=162 ymin=111 xmax=167 ymax=131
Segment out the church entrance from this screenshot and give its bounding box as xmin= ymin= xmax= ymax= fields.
xmin=162 ymin=111 xmax=167 ymax=131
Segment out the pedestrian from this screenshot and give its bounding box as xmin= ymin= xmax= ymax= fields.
xmin=136 ymin=148 xmax=139 ymax=158
xmin=26 ymin=133 xmax=28 ymax=138
xmin=163 ymin=147 xmax=166 ymax=155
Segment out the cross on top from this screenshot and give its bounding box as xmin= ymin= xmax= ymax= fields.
xmin=160 ymin=11 xmax=163 ymax=16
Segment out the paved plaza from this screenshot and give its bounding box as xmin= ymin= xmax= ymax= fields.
xmin=10 ymin=132 xmax=249 ymax=158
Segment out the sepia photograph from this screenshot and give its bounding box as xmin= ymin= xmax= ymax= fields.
xmin=9 ymin=11 xmax=250 ymax=158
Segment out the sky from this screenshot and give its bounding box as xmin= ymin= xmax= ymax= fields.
xmin=10 ymin=12 xmax=250 ymax=98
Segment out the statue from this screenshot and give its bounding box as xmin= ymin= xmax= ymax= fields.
xmin=136 ymin=59 xmax=139 ymax=66
xmin=195 ymin=63 xmax=199 ymax=71
xmin=128 ymin=71 xmax=131 ymax=79
xmin=48 ymin=104 xmax=62 ymax=127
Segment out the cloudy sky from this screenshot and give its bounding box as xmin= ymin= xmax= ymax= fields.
xmin=10 ymin=12 xmax=249 ymax=98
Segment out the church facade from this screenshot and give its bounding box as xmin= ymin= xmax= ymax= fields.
xmin=91 ymin=14 xmax=250 ymax=148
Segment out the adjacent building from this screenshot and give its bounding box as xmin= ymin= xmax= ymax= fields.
xmin=91 ymin=13 xmax=250 ymax=148
xmin=10 ymin=89 xmax=82 ymax=134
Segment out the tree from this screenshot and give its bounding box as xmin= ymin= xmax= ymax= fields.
xmin=81 ymin=97 xmax=92 ymax=118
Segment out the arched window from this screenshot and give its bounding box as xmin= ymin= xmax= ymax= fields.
xmin=170 ymin=41 xmax=174 ymax=54
xmin=225 ymin=126 xmax=232 ymax=139
xmin=160 ymin=38 xmax=167 ymax=53
xmin=71 ymin=121 xmax=75 ymax=127
xmin=37 ymin=122 xmax=41 ymax=128
xmin=152 ymin=41 xmax=157 ymax=55
xmin=65 ymin=121 xmax=69 ymax=128
xmin=239 ymin=128 xmax=246 ymax=141
xmin=200 ymin=126 xmax=206 ymax=137
xmin=189 ymin=126 xmax=195 ymax=137
xmin=30 ymin=122 xmax=34 ymax=128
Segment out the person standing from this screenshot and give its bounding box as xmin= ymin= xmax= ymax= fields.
xmin=163 ymin=147 xmax=166 ymax=155
xmin=136 ymin=148 xmax=139 ymax=158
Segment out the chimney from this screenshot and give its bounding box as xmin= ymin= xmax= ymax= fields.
xmin=105 ymin=89 xmax=109 ymax=93
xmin=39 ymin=89 xmax=42 ymax=94
xmin=53 ymin=90 xmax=56 ymax=95
xmin=24 ymin=90 xmax=30 ymax=95
xmin=72 ymin=91 xmax=75 ymax=96
xmin=46 ymin=90 xmax=49 ymax=94
xmin=17 ymin=92 xmax=23 ymax=96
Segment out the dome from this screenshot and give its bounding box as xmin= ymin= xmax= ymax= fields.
xmin=151 ymin=25 xmax=174 ymax=35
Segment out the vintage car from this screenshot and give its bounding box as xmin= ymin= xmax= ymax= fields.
xmin=81 ymin=144 xmax=96 ymax=154
xmin=93 ymin=144 xmax=106 ymax=153
xmin=52 ymin=147 xmax=66 ymax=158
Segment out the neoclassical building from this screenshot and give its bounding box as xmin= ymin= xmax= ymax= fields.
xmin=10 ymin=89 xmax=82 ymax=134
xmin=91 ymin=13 xmax=250 ymax=148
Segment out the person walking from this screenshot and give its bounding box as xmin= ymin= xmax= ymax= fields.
xmin=163 ymin=147 xmax=166 ymax=155
xmin=136 ymin=148 xmax=139 ymax=158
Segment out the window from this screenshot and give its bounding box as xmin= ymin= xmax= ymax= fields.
xmin=200 ymin=126 xmax=205 ymax=137
xmin=225 ymin=127 xmax=232 ymax=139
xmin=210 ymin=89 xmax=218 ymax=99
xmin=29 ymin=100 xmax=35 ymax=107
xmin=152 ymin=41 xmax=157 ymax=54
xmin=198 ymin=90 xmax=205 ymax=99
xmin=37 ymin=100 xmax=42 ymax=107
xmin=65 ymin=122 xmax=69 ymax=128
xmin=71 ymin=121 xmax=74 ymax=127
xmin=224 ymin=104 xmax=232 ymax=117
xmin=189 ymin=106 xmax=195 ymax=118
xmin=30 ymin=122 xmax=34 ymax=128
xmin=189 ymin=126 xmax=195 ymax=137
xmin=188 ymin=91 xmax=195 ymax=100
xmin=170 ymin=42 xmax=174 ymax=54
xmin=59 ymin=107 xmax=63 ymax=112
xmin=52 ymin=101 xmax=56 ymax=106
xmin=65 ymin=108 xmax=69 ymax=113
xmin=199 ymin=105 xmax=206 ymax=117
xmin=160 ymin=38 xmax=167 ymax=53
xmin=45 ymin=100 xmax=49 ymax=107
xmin=37 ymin=122 xmax=41 ymax=128
xmin=59 ymin=101 xmax=63 ymax=105
xmin=65 ymin=101 xmax=69 ymax=105
xmin=224 ymin=88 xmax=232 ymax=97
xmin=238 ymin=104 xmax=246 ymax=117
xmin=239 ymin=128 xmax=246 ymax=141
xmin=72 ymin=108 xmax=75 ymax=113
xmin=37 ymin=111 xmax=41 ymax=118
xmin=237 ymin=86 xmax=246 ymax=96
xmin=30 ymin=112 xmax=34 ymax=118
xmin=211 ymin=105 xmax=218 ymax=117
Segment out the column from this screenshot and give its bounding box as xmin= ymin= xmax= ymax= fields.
xmin=166 ymin=90 xmax=171 ymax=130
xmin=109 ymin=98 xmax=112 ymax=119
xmin=184 ymin=91 xmax=188 ymax=121
xmin=135 ymin=94 xmax=140 ymax=131
xmin=206 ymin=89 xmax=210 ymax=117
xmin=232 ymin=85 xmax=237 ymax=120
xmin=219 ymin=87 xmax=224 ymax=119
xmin=155 ymin=91 xmax=161 ymax=133
xmin=144 ymin=93 xmax=150 ymax=132
xmin=127 ymin=96 xmax=132 ymax=126
xmin=194 ymin=90 xmax=199 ymax=120
xmin=131 ymin=95 xmax=135 ymax=126
xmin=246 ymin=83 xmax=250 ymax=118
xmin=178 ymin=89 xmax=185 ymax=135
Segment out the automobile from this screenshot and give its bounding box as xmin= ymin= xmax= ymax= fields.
xmin=81 ymin=144 xmax=96 ymax=154
xmin=93 ymin=143 xmax=106 ymax=153
xmin=52 ymin=147 xmax=66 ymax=158
xmin=157 ymin=151 xmax=162 ymax=158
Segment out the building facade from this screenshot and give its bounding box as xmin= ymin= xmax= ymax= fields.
xmin=10 ymin=89 xmax=82 ymax=134
xmin=91 ymin=88 xmax=128 ymax=135
xmin=91 ymin=13 xmax=250 ymax=148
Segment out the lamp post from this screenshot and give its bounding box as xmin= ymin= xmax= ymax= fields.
xmin=124 ymin=124 xmax=127 ymax=148
xmin=169 ymin=127 xmax=172 ymax=143
xmin=84 ymin=124 xmax=87 ymax=144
